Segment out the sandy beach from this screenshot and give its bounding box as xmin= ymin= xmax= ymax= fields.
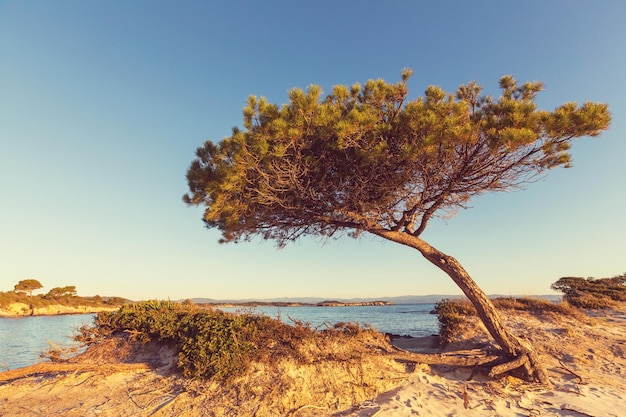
xmin=339 ymin=309 xmax=626 ymax=417
xmin=1 ymin=307 xmax=624 ymax=416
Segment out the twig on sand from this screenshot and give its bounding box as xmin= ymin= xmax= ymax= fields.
xmin=17 ymin=405 xmax=44 ymax=416
xmin=128 ymin=386 xmax=181 ymax=414
xmin=561 ymin=403 xmax=596 ymax=417
xmin=516 ymin=402 xmax=540 ymax=415
xmin=462 ymin=385 xmax=469 ymax=409
xmin=482 ymin=399 xmax=496 ymax=411
xmin=127 ymin=390 xmax=146 ymax=410
xmin=558 ymin=360 xmax=587 ymax=384
xmin=289 ymin=404 xmax=328 ymax=416
xmin=358 ymin=400 xmax=379 ymax=409
xmin=148 ymin=394 xmax=179 ymax=416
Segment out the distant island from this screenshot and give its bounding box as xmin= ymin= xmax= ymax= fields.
xmin=203 ymin=300 xmax=392 ymax=308
xmin=1 ymin=278 xmax=563 ymax=317
xmin=191 ymin=294 xmax=561 ymax=306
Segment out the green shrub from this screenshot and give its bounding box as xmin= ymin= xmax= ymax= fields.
xmin=0 ymin=288 xmax=127 ymax=310
xmin=0 ymin=292 xmax=13 ymax=309
xmin=433 ymin=298 xmax=476 ymax=344
xmin=103 ymin=296 xmax=128 ymax=306
xmin=86 ymin=300 xmax=329 ymax=381
xmin=565 ymin=294 xmax=616 ymax=309
xmin=0 ymin=291 xmax=48 ymax=308
xmin=551 ymin=274 xmax=626 ymax=309
xmin=176 ymin=310 xmax=266 ymax=379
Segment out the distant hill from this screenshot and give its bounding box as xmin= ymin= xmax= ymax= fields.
xmin=190 ymin=294 xmax=561 ymax=305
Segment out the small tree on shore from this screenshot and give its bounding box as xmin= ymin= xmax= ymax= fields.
xmin=14 ymin=279 xmax=43 ymax=297
xmin=552 ymin=274 xmax=626 ymax=308
xmin=44 ymin=286 xmax=78 ymax=299
xmin=184 ymin=70 xmax=610 ymax=383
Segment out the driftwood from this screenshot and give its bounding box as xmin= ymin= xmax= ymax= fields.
xmin=0 ymin=362 xmax=150 ymax=383
xmin=390 ymin=349 xmax=501 ymax=367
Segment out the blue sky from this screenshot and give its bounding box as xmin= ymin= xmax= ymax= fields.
xmin=1 ymin=1 xmax=624 ymax=300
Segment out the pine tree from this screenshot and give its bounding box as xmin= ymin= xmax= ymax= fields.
xmin=184 ymin=70 xmax=610 ymax=383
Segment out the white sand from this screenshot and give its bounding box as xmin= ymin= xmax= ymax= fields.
xmin=340 ymin=369 xmax=624 ymax=416
xmin=338 ymin=310 xmax=626 ymax=417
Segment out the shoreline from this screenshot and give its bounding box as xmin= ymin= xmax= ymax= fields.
xmin=1 ymin=300 xmax=395 ymax=317
xmin=1 ymin=308 xmax=624 ymax=416
xmin=0 ymin=302 xmax=119 ymax=318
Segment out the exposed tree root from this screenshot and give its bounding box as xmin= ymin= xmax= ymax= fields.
xmin=0 ymin=362 xmax=150 ymax=383
xmin=390 ymin=350 xmax=501 ymax=367
xmin=488 ymin=354 xmax=529 ymax=378
xmin=391 ymin=349 xmax=551 ymax=387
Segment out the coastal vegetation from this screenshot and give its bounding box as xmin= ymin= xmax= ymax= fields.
xmin=551 ymin=274 xmax=626 ymax=309
xmin=75 ymin=300 xmax=394 ymax=382
xmin=5 ymin=286 xmax=624 ymax=415
xmin=435 ymin=273 xmax=625 ymax=347
xmin=27 ymin=299 xmax=410 ymax=415
xmin=72 ymin=283 xmax=623 ymax=382
xmin=13 ymin=279 xmax=43 ymax=297
xmin=434 ymin=296 xmax=586 ymax=346
xmin=0 ymin=280 xmax=126 ymax=316
xmin=184 ymin=70 xmax=610 ymax=383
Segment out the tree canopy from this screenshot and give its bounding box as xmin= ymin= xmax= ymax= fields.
xmin=14 ymin=279 xmax=43 ymax=297
xmin=185 ymin=70 xmax=610 ymax=246
xmin=185 ymin=70 xmax=610 ymax=384
xmin=45 ymin=286 xmax=78 ymax=299
xmin=552 ymin=274 xmax=626 ymax=308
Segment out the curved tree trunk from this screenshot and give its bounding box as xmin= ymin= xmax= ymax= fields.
xmin=371 ymin=229 xmax=550 ymax=385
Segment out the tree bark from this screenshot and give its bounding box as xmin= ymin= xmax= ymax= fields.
xmin=391 ymin=350 xmax=501 ymax=367
xmin=370 ymin=229 xmax=550 ymax=385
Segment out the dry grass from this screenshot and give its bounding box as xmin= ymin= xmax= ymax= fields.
xmin=434 ymin=297 xmax=590 ymax=346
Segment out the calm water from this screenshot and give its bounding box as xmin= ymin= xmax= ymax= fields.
xmin=0 ymin=314 xmax=95 ymax=371
xmin=219 ymin=303 xmax=438 ymax=337
xmin=0 ymin=304 xmax=438 ymax=371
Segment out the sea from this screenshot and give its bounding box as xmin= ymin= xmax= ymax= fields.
xmin=0 ymin=303 xmax=438 ymax=371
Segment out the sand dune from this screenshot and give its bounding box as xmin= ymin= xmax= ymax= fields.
xmin=1 ymin=307 xmax=624 ymax=416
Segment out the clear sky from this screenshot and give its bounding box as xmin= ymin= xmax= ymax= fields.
xmin=1 ymin=1 xmax=624 ymax=301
